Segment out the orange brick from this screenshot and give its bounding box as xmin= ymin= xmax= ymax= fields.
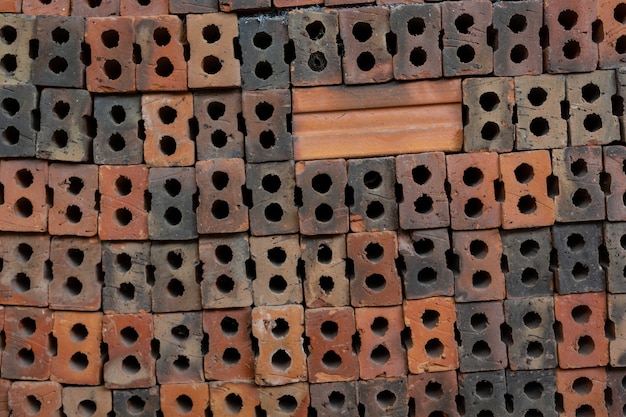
xmin=9 ymin=381 xmax=62 ymax=417
xmin=209 ymin=382 xmax=259 ymax=417
xmin=160 ymin=383 xmax=209 ymax=417
xmin=556 ymin=368 xmax=607 ymax=417
xmin=0 ymin=160 xmax=48 ymax=232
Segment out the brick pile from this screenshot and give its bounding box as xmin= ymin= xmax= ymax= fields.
xmin=2 ymin=0 xmax=626 ymax=416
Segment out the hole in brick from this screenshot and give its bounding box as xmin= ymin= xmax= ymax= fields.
xmin=114 ymin=176 xmax=132 ymax=196
xmin=163 ymin=179 xmax=182 ymax=198
xmin=216 ymin=274 xmax=234 ymax=294
xmin=510 ymin=44 xmax=528 ymax=63
xmin=215 ymin=245 xmax=233 ymax=264
xmin=201 ymin=24 xmax=220 ymax=44
xmin=475 ymin=380 xmax=493 ymax=399
xmin=14 ymin=197 xmax=33 ymax=218
xmin=558 ymin=9 xmax=578 ymax=29
xmin=582 ymin=83 xmax=601 ymax=103
xmin=52 ymin=129 xmax=69 ymax=148
xmin=17 ymin=346 xmax=35 ymax=366
xmin=65 ymin=276 xmax=83 ymax=296
xmin=172 ymin=354 xmax=190 ymax=371
xmin=203 ymin=56 xmax=222 ymax=75
xmin=66 ymin=176 xmax=85 ymax=196
xmin=365 ymin=242 xmax=384 ymax=263
xmin=224 ymin=393 xmax=243 ymax=414
xmin=25 ymin=395 xmax=41 ymax=414
xmin=572 ymin=188 xmax=591 ymax=208
xmin=573 ymin=377 xmax=593 ymax=395
xmin=0 ymin=25 xmax=16 ymax=44
xmin=207 ymin=102 xmax=226 ymax=121
xmin=172 ymin=395 xmax=194 ymax=414
xmin=314 ymin=245 xmax=333 ymax=265
xmin=425 ymin=338 xmax=444 ymax=358
xmin=221 ymin=347 xmax=241 ymax=366
xmin=159 ymin=135 xmax=177 ymax=156
xmin=352 ymin=22 xmax=373 ymax=42
xmin=407 ymin=17 xmax=426 ymax=36
xmin=101 ymin=29 xmax=119 ymax=49
xmin=259 ymin=130 xmax=276 ymax=149
xmin=1 ymin=97 xmax=19 ymax=117
xmin=571 ymin=305 xmax=592 ymax=323
xmin=365 ymin=273 xmax=386 ymax=292
xmin=583 ymin=114 xmax=602 ymax=132
xmin=522 ymin=381 xmax=544 ymax=400
xmin=253 ymin=31 xmax=272 ymax=49
xmin=464 ymin=198 xmax=483 ymax=218
xmin=479 ymin=92 xmax=500 ymax=112
xmin=220 ymin=316 xmax=239 ymax=336
xmin=321 ymin=350 xmax=342 ymax=370
xmin=416 ymin=267 xmax=437 ymax=285
xmin=463 ymin=167 xmax=483 ymax=186
xmin=308 ymin=51 xmax=328 ymax=72
xmin=563 ymin=39 xmax=581 ymax=59
xmin=528 ymin=87 xmax=548 ymax=106
xmin=319 ymin=321 xmax=339 ymax=341
xmin=575 ymin=405 xmax=595 ymax=417
xmin=481 ymin=121 xmax=500 ymax=140
xmin=327 ymin=391 xmax=345 ymax=411
xmin=122 ymin=355 xmax=140 ymax=374
xmin=412 ymin=165 xmax=431 ymax=184
xmin=211 ymin=130 xmax=228 ymax=148
xmin=513 ymin=163 xmax=534 ymax=184
xmin=519 ymin=240 xmax=540 ymax=260
xmin=414 ymin=238 xmax=434 ymax=256
xmin=371 ymin=316 xmax=388 ymax=336
xmin=616 ymin=35 xmax=626 ymax=54
xmin=615 ymin=3 xmax=626 ymax=22
xmin=508 ymin=14 xmax=527 ymax=33
xmin=18 ymin=317 xmax=36 ymax=337
xmin=118 ymin=282 xmax=135 ymax=300
xmin=455 ymin=14 xmax=474 ymax=33
xmin=269 ymin=275 xmax=287 ymax=294
xmin=167 ymin=278 xmax=185 ymax=297
xmin=577 ymin=335 xmax=595 ymax=355
xmin=70 ymin=351 xmax=89 ymax=370
xmin=567 ymin=233 xmax=585 ymax=252
xmin=267 ymin=247 xmax=287 ymax=266
xmin=70 ymin=323 xmax=88 ymax=342
xmin=255 ymin=61 xmax=273 ymax=79
xmin=158 ymin=106 xmax=177 ymax=125
xmin=356 ymin=51 xmax=375 ymax=72
xmin=319 ymin=276 xmax=334 ymax=294
xmin=115 ymin=207 xmax=132 ymax=226
xmin=408 ymin=47 xmax=427 ymax=67
xmin=49 ymin=56 xmax=68 ymax=73
xmin=362 ymin=171 xmax=383 ymax=190
xmin=271 ymin=349 xmax=291 ymax=370
xmin=571 ymin=262 xmax=589 ymax=280
xmin=15 ymin=169 xmax=33 ymax=188
xmin=526 ymin=340 xmax=544 ymax=358
xmin=303 ymin=20 xmax=326 ymax=41
xmin=103 ymin=59 xmax=122 ymax=80
xmin=171 ymin=325 xmax=189 ymax=341
xmin=260 ymin=174 xmax=281 ymax=194
xmin=127 ymin=396 xmax=146 ymax=415
xmin=167 ymin=251 xmax=183 ymax=270
xmin=470 ymin=240 xmax=488 ymax=259
xmin=212 ymin=200 xmax=230 ymax=219
xmin=472 ymin=270 xmax=491 ymax=288
xmin=66 ymin=205 xmax=83 ymax=223
xmin=16 ymin=243 xmax=33 ymax=263
xmin=529 ymin=117 xmax=549 ymax=136
xmin=255 ymin=102 xmax=274 ymax=121
xmin=0 ymin=53 xmax=16 ymax=74
xmin=521 ymin=311 xmax=542 ymax=330
xmin=120 ymin=326 xmax=138 ymax=345
xmin=376 ymin=390 xmax=396 ymax=408
xmin=571 ymin=159 xmax=588 ymax=177
xmin=471 ymin=313 xmax=488 ymax=330
xmin=52 ymin=27 xmax=70 ymax=43
xmin=164 ymin=207 xmax=182 ymax=225
xmin=472 ymin=340 xmax=491 ymax=358
xmin=370 ymin=344 xmax=390 ymax=365
xmin=152 ymin=27 xmax=171 ymax=46
xmin=78 ymin=400 xmax=96 ymax=416
xmin=414 ymin=195 xmax=433 ymax=214
xmin=210 ymin=171 xmax=230 ymax=191
xmin=517 ymin=195 xmax=537 ymax=214
xmin=457 ymin=44 xmax=475 ymax=63
xmin=53 ymin=101 xmax=70 ymax=120
xmin=155 ymin=57 xmax=174 ymax=77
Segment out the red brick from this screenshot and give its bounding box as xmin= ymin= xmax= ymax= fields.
xmin=22 ymin=0 xmax=68 ymax=14
xmin=274 ymin=0 xmax=319 ymax=8
xmin=447 ymin=152 xmax=501 ymax=230
xmin=258 ymin=383 xmax=310 ymax=417
xmin=556 ymin=368 xmax=608 ymax=417
xmin=48 ymin=163 xmax=98 ymax=236
xmin=403 ymin=297 xmax=458 ymax=373
xmin=252 ymin=305 xmax=307 ymax=386
xmin=209 ymin=382 xmax=259 ymax=417
xmin=102 ymin=313 xmax=156 ymax=388
xmin=555 ymin=292 xmax=609 ymax=368
xmin=71 ymin=0 xmax=118 ymax=16
xmin=160 ymin=383 xmax=209 ymax=417
xmin=598 ymin=0 xmax=626 ymax=68
xmin=51 ymin=311 xmax=102 ymax=385
xmin=193 ymin=90 xmax=244 ymax=160
xmin=408 ymin=371 xmax=459 ymax=417
xmin=0 ymin=379 xmax=10 ymax=417
xmin=300 ymin=235 xmax=349 ymax=308
xmin=203 ymin=308 xmax=255 ymax=381
xmin=9 ymin=381 xmax=62 ymax=417
xmin=305 ymin=307 xmax=359 ymax=382
xmin=355 ymin=306 xmax=407 ymax=380
xmin=85 ymin=17 xmax=135 ymax=93
xmin=98 ymin=165 xmax=149 ymax=240
xmin=62 ymin=386 xmax=112 ymax=417
xmin=0 ymin=160 xmax=48 ymax=232
xmin=120 ymin=0 xmax=166 ymax=15
xmin=0 ymin=234 xmax=49 ymax=307
xmin=604 ymin=146 xmax=626 ymax=221
xmin=0 ymin=0 xmax=21 ymax=12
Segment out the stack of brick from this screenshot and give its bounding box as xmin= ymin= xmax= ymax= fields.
xmin=2 ymin=1 xmax=626 ymax=416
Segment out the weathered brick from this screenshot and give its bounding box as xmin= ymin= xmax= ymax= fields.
xmin=0 ymin=84 xmax=37 ymax=157
xmin=258 ymin=383 xmax=310 ymax=417
xmin=71 ymin=0 xmax=118 ymax=16
xmin=608 ymin=294 xmax=626 ymax=366
xmin=407 ymin=371 xmax=459 ymax=417
xmin=160 ymin=383 xmax=209 ymax=417
xmin=154 ymin=312 xmax=203 ymax=383
xmin=0 ymin=15 xmax=35 ymax=84
xmin=93 ymin=95 xmax=143 ymax=165
xmin=148 ymin=168 xmax=198 ymax=240
xmin=111 ymin=387 xmax=160 ymax=417
xmin=62 ymin=386 xmax=112 ymax=417
xmin=604 ymin=146 xmax=626 ymax=221
xmin=309 ymin=382 xmax=358 ymax=417
xmin=357 ymin=377 xmax=408 ymax=417
xmin=9 ymin=381 xmax=62 ymax=417
xmin=607 ymin=368 xmax=626 ymax=417
xmin=0 ymin=159 xmax=47 ymax=232
xmin=598 ymin=0 xmax=626 ymax=68
xmin=603 ymin=221 xmax=626 ymax=293
xmin=300 ymin=235 xmax=349 ymax=308
xmin=120 ymin=0 xmax=166 ymax=16
xmin=506 ymin=370 xmax=557 ymax=417
xmin=169 ymin=0 xmax=216 ymax=13
xmin=102 ymin=242 xmax=151 ymax=313
xmin=209 ymin=382 xmax=260 ymax=417
xmin=458 ymin=371 xmax=507 ymax=417
xmin=194 ymin=90 xmax=244 ymax=160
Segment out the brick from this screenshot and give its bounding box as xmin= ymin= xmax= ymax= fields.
xmin=607 ymin=368 xmax=626 ymax=417
xmin=458 ymin=371 xmax=507 ymax=417
xmin=209 ymin=382 xmax=260 ymax=417
xmin=199 ymin=234 xmax=252 ymax=309
xmin=0 ymin=159 xmax=47 ymax=232
xmin=102 ymin=313 xmax=155 ymax=389
xmin=154 ymin=312 xmax=203 ymax=383
xmin=252 ymin=304 xmax=307 ymax=386
xmin=347 ymin=157 xmax=397 ymax=232
xmin=396 ymin=152 xmax=449 ymax=230
xmin=543 ymin=0 xmax=598 ymax=73
xmin=603 ymin=221 xmax=626 ymax=293
xmin=250 ymin=234 xmax=302 ymax=306
xmin=258 ymin=383 xmax=309 ymax=417
xmin=325 ymin=0 xmax=371 ymax=8
xmin=453 ymin=229 xmax=506 ymax=302
xmin=556 ymin=368 xmax=607 ymax=417
xmin=32 ymin=16 xmax=84 ymax=86
xmin=2 ymin=307 xmax=53 ymax=380
xmin=242 ymin=89 xmax=292 ymax=163
xmin=403 ymin=297 xmax=458 ymax=373
xmin=566 ymin=70 xmax=620 ymax=146
xmin=500 ymin=150 xmax=555 ymax=229
xmin=295 ymin=159 xmax=349 ymax=235
xmin=391 ymin=3 xmax=442 ymax=80
xmin=93 ymin=95 xmax=143 ymax=165
xmin=103 ymin=242 xmax=150 ymax=313
xmin=552 ymin=222 xmax=605 ymax=294
xmin=150 ymin=241 xmax=201 ymax=312
xmin=514 ymin=74 xmax=568 ymax=150
xmin=0 ymin=234 xmax=50 ymax=307
xmin=142 ymin=93 xmax=193 ymax=167
xmin=608 ymin=294 xmax=626 ymax=366
xmin=442 ymin=1 xmax=493 ymax=76
xmin=0 ymin=0 xmax=20 ymax=14
xmin=598 ymin=0 xmax=626 ymax=68
xmin=0 ymin=15 xmax=35 ymax=84
xmin=501 ymin=227 xmax=554 ymax=298
xmin=552 ymin=146 xmax=606 ymax=222
xmin=203 ymin=308 xmax=254 ymax=381
xmin=196 ymin=159 xmax=248 ymax=234
xmin=112 ymin=387 xmax=160 ymax=417
xmin=0 ymin=84 xmax=37 ymax=157
xmin=348 ymin=231 xmax=402 ymax=307
xmin=618 ymin=68 xmax=626 ymax=141
xmin=85 ymin=17 xmax=135 ymax=93
xmin=48 ymin=237 xmax=101 ymax=311
xmin=62 ymin=386 xmax=112 ymax=417
xmin=187 ymin=13 xmax=239 ymax=88
xmin=48 ymin=163 xmax=98 ymax=236
xmin=9 ymin=381 xmax=62 ymax=417
xmin=407 ymin=371 xmax=459 ymax=417
xmin=309 ymin=382 xmax=358 ymax=417
xmin=506 ymin=370 xmax=557 ymax=417
xmin=305 ymin=307 xmax=358 ymax=382
xmin=604 ymin=146 xmax=626 ymax=221
xmin=288 ymin=9 xmax=342 ymax=86
xmin=160 ymin=383 xmax=209 ymax=417
xmin=447 ymin=152 xmax=501 ymax=230
xmin=194 ymin=90 xmax=244 ymax=160
xmin=0 ymin=378 xmax=7 ymax=417
xmin=398 ymin=229 xmax=454 ymax=299
xmin=219 ymin=0 xmax=268 ymax=11
xmin=456 ymin=301 xmax=508 ymax=372
xmin=71 ymin=0 xmax=118 ymax=16
xmin=120 ymin=0 xmax=166 ymax=15
xmin=463 ymin=77 xmax=515 ymax=152
xmin=239 ymin=16 xmax=290 ymax=90
xmin=300 ymin=235 xmax=349 ymax=308
xmin=357 ymin=377 xmax=408 ymax=417
xmin=355 ymin=306 xmax=407 ymax=380
xmin=504 ymin=297 xmax=557 ymax=370
xmin=51 ymin=311 xmax=103 ymax=385
xmin=98 ymin=165 xmax=149 ymax=240
xmin=169 ymin=0 xmax=216 ymax=13
xmin=23 ymin=0 xmax=68 ymax=15
xmin=36 ymin=88 xmax=92 ymax=162
xmin=135 ymin=16 xmax=186 ymax=91
xmin=554 ymin=292 xmax=609 ymax=368
xmin=148 ymin=168 xmax=197 ymax=240
xmin=338 ymin=7 xmax=393 ymax=85
xmin=493 ymin=0 xmax=543 ymax=76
